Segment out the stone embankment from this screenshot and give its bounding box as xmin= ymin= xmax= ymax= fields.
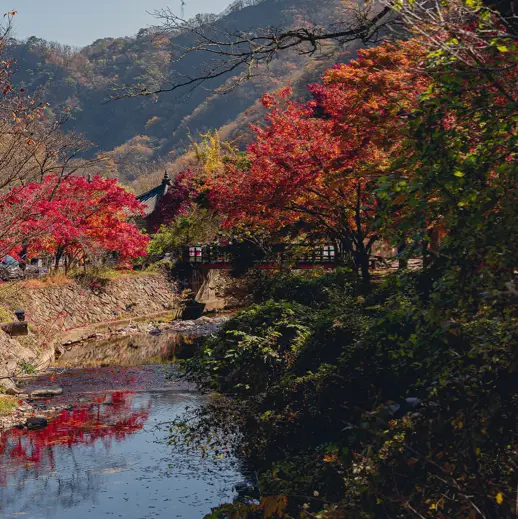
xmin=16 ymin=273 xmax=180 ymax=331
xmin=0 ymin=273 xmax=181 ymax=393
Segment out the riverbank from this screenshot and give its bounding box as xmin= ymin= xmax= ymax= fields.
xmin=56 ymin=315 xmax=232 ymax=368
xmin=2 ymin=271 xmax=181 ymax=332
xmin=0 ymin=394 xmax=73 ymax=430
xmin=0 ymin=312 xmax=231 ymax=430
xmin=180 ymin=268 xmax=518 ymax=518
xmin=0 ymin=272 xmax=182 ymax=392
xmin=0 ymin=395 xmax=18 ymax=427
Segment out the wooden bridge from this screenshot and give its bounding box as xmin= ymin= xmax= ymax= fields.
xmin=183 ymin=244 xmax=338 ymax=270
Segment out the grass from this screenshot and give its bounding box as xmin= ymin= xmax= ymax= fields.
xmin=98 ymin=269 xmax=157 ymax=280
xmin=21 ymin=272 xmax=72 ymax=288
xmin=70 ymin=267 xmax=157 ymax=282
xmin=0 ymin=395 xmax=18 ymax=416
xmin=16 ymin=268 xmax=156 ymax=289
xmin=0 ymin=304 xmax=13 ymax=323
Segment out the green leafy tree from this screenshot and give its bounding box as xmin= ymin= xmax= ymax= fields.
xmin=148 ymin=205 xmax=221 ymax=260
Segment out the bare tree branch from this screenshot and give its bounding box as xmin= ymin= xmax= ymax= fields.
xmin=109 ymin=3 xmax=394 ymax=100
xmin=108 ymin=0 xmax=517 ymax=101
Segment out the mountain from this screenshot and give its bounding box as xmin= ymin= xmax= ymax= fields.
xmin=8 ymin=0 xmax=348 ymax=186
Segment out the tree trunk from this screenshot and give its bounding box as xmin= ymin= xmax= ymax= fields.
xmin=20 ymin=240 xmax=28 ymax=270
xmin=54 ymin=248 xmax=64 ymax=272
xmin=353 ymin=181 xmax=371 ymax=283
xmin=54 ymin=256 xmax=59 ymax=270
xmin=397 ymin=241 xmax=408 ymax=270
xmin=359 ymin=253 xmax=371 ymax=283
xmin=335 ymin=237 xmax=353 ymax=268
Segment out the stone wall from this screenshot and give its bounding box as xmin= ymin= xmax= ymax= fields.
xmin=0 ymin=273 xmax=180 ymax=390
xmin=194 ymin=269 xmax=252 ymax=310
xmin=14 ymin=273 xmax=179 ymax=331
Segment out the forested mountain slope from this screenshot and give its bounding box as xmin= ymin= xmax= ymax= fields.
xmin=8 ymin=0 xmax=348 ymax=184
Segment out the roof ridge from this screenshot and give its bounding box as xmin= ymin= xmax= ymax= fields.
xmin=137 ymin=182 xmax=168 ymax=216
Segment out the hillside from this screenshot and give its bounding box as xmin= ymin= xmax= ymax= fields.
xmin=8 ymin=0 xmax=347 ymax=186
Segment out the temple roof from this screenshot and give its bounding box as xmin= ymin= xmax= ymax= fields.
xmin=136 ymin=171 xmax=171 ymax=216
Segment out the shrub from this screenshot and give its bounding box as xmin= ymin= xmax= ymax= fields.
xmin=182 ymin=268 xmax=518 ymax=518
xmin=253 ymin=268 xmax=358 ymax=308
xmin=186 ymin=301 xmax=313 ymax=395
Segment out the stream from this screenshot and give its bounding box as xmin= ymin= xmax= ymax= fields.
xmin=0 ymin=318 xmax=246 ymax=519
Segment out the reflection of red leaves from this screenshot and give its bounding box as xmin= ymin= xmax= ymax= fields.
xmin=0 ymin=391 xmax=149 ymax=484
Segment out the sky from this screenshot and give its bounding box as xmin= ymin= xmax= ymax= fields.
xmin=4 ymin=0 xmax=233 ymax=47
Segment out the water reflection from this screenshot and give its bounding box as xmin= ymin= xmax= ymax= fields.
xmin=1 ymin=392 xmax=148 ymax=474
xmin=0 ymin=385 xmax=244 ymax=518
xmin=0 ymin=391 xmax=149 ymax=513
xmin=57 ymin=333 xmax=201 ymax=368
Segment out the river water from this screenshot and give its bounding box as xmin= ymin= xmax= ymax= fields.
xmin=0 ymin=329 xmax=246 ymax=519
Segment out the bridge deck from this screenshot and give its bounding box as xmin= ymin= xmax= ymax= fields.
xmin=184 ymin=244 xmax=338 ymax=269
xmin=194 ymin=262 xmax=337 ymax=270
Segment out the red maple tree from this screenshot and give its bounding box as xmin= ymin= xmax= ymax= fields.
xmin=0 ymin=174 xmax=149 ymax=270
xmin=206 ymin=41 xmax=428 ymax=280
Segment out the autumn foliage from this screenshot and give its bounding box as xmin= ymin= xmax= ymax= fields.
xmin=205 ymin=41 xmax=429 ymax=279
xmin=0 ymin=174 xmax=149 ymax=270
xmin=0 ymin=3 xmax=516 ymax=519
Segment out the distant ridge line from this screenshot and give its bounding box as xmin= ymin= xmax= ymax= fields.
xmin=218 ymin=0 xmax=267 ymax=19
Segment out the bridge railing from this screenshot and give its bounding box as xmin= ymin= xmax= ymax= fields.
xmin=185 ymin=244 xmax=337 ymax=267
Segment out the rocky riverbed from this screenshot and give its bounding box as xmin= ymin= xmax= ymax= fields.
xmin=0 ymin=314 xmax=231 ymax=431
xmin=0 ymin=388 xmax=71 ymax=431
xmin=62 ymin=315 xmax=232 ymax=346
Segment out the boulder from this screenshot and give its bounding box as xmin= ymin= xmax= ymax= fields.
xmin=0 ymin=322 xmax=29 ymax=337
xmin=31 ymin=387 xmax=63 ymax=398
xmin=26 ymin=416 xmax=48 ymax=429
xmin=4 ymin=383 xmax=21 ymax=396
xmin=4 ymin=382 xmax=21 ymax=395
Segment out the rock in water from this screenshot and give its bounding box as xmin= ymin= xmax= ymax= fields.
xmin=31 ymin=387 xmax=63 ymax=397
xmin=4 ymin=383 xmax=21 ymax=395
xmin=26 ymin=416 xmax=48 ymax=429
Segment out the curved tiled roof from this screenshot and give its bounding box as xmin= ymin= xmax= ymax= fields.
xmin=137 ymin=172 xmax=171 ymax=216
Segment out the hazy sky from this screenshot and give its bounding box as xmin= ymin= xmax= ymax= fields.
xmin=4 ymin=0 xmax=233 ymax=47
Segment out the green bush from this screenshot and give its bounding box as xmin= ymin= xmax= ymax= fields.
xmin=148 ymin=206 xmax=221 ymax=261
xmin=186 ymin=301 xmax=313 ymax=395
xmin=254 ymin=267 xmax=358 ymax=308
xmin=180 ymin=267 xmax=517 ymax=518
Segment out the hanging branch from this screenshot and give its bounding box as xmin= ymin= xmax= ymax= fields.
xmin=110 ymin=3 xmax=394 ymax=100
